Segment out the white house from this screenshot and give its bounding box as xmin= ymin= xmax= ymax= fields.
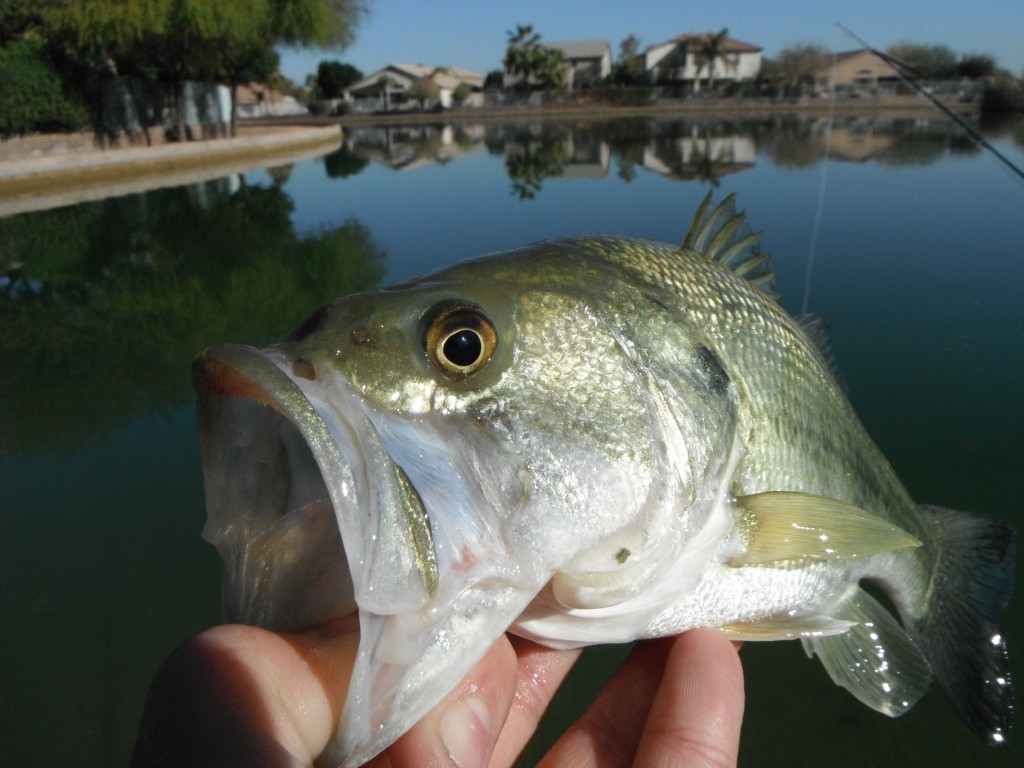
xmin=503 ymin=40 xmax=612 ymax=91
xmin=345 ymin=64 xmax=485 ymax=112
xmin=640 ymin=34 xmax=762 ymax=90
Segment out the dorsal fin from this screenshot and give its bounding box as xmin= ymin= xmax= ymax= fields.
xmin=681 ymin=191 xmax=779 ymax=301
xmin=795 ymin=313 xmax=849 ymax=395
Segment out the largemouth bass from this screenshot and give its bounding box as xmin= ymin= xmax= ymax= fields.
xmin=192 ymin=193 xmax=1015 ymax=766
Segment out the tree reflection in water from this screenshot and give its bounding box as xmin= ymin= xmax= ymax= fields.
xmin=0 ymin=177 xmax=386 ymax=455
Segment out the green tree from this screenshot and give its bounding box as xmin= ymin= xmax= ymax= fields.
xmin=958 ymin=53 xmax=996 ymax=79
xmin=452 ymin=82 xmax=472 ymax=107
xmin=613 ymin=34 xmax=643 ymax=83
xmin=504 ymin=24 xmax=566 ymax=92
xmin=770 ymin=44 xmax=829 ymax=87
xmin=47 ymin=0 xmax=367 ymax=139
xmin=0 ymin=0 xmax=61 ymax=45
xmin=695 ymin=28 xmax=729 ymax=93
xmin=406 ymin=75 xmax=440 ymax=109
xmin=886 ymin=42 xmax=959 ymax=79
xmin=317 ymin=60 xmax=363 ymax=98
xmin=0 ymin=37 xmax=88 ymax=137
xmin=483 ymin=69 xmax=503 ymax=89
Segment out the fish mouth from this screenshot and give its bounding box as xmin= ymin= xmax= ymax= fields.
xmin=192 ymin=344 xmax=535 ymax=766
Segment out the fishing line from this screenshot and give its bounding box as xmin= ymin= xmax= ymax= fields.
xmin=802 ymin=31 xmax=838 ymax=315
xmin=836 ymin=22 xmax=1024 ymax=188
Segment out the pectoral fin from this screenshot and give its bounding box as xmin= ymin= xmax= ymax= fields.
xmin=803 ymin=585 xmax=932 ymax=717
xmin=730 ymin=492 xmax=921 ymax=565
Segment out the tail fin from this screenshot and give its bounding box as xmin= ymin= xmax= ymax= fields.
xmin=914 ymin=505 xmax=1015 ymax=744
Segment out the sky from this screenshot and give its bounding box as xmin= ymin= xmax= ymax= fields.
xmin=277 ymin=0 xmax=1024 ymax=84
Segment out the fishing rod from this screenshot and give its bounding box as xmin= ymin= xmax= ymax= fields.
xmin=836 ymin=22 xmax=1024 ymax=185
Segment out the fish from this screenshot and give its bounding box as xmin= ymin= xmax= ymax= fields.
xmin=192 ymin=192 xmax=1015 ymax=766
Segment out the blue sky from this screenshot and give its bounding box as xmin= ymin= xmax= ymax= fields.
xmin=277 ymin=0 xmax=1024 ymax=84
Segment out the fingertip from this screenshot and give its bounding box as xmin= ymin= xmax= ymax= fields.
xmin=385 ymin=636 xmax=519 ymax=768
xmin=634 ymin=630 xmax=745 ymax=768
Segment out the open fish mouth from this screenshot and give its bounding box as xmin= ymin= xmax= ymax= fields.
xmin=191 ymin=343 xmax=535 ymax=766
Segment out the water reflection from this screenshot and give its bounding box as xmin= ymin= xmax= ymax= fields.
xmin=333 ymin=114 xmax=1017 ymax=196
xmin=0 ymin=175 xmax=386 ymax=455
xmin=336 ymin=123 xmax=486 ymax=172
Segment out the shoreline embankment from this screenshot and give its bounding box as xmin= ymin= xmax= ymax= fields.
xmin=0 ymin=95 xmax=980 ymax=216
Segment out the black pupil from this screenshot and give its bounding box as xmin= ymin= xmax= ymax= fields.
xmin=443 ymin=329 xmax=482 ymax=367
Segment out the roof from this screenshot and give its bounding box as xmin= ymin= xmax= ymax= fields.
xmin=657 ymin=33 xmax=762 ymax=53
xmin=546 ymin=40 xmax=612 ymax=60
xmin=346 ymin=64 xmax=485 ymax=95
xmin=812 ymin=49 xmax=910 ymax=78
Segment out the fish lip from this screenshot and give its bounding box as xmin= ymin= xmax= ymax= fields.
xmin=191 ymin=343 xmax=362 ymax=632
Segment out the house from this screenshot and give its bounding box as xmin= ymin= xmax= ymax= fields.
xmin=345 ymin=64 xmax=485 ymax=112
xmin=503 ymin=40 xmax=612 ymax=92
xmin=814 ymin=50 xmax=904 ymax=92
xmin=639 ymin=33 xmax=762 ymax=90
xmin=235 ymin=84 xmax=308 ymax=118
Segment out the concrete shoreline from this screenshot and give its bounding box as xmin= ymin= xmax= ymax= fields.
xmin=0 ymin=125 xmax=343 ymax=218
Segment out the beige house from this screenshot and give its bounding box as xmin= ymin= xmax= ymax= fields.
xmin=815 ymin=50 xmax=904 ymax=91
xmin=640 ymin=34 xmax=762 ymax=89
xmin=345 ymin=64 xmax=485 ymax=112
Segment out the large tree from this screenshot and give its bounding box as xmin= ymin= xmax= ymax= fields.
xmin=614 ymin=34 xmax=643 ymax=83
xmin=771 ymin=44 xmax=830 ymax=86
xmin=885 ymin=42 xmax=959 ymax=80
xmin=47 ymin=0 xmax=366 ymax=139
xmin=317 ymin=60 xmax=363 ymax=99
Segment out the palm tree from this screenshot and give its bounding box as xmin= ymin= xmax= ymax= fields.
xmin=696 ymin=28 xmax=729 ymax=94
xmin=376 ymin=74 xmax=396 ymax=111
xmin=504 ymin=24 xmax=540 ymax=90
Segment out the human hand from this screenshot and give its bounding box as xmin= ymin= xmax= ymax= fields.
xmin=130 ymin=620 xmax=744 ymax=768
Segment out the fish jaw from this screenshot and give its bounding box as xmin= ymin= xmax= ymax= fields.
xmin=192 ymin=344 xmax=538 ymax=766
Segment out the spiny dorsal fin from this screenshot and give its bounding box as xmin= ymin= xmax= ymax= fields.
xmin=795 ymin=313 xmax=849 ymax=395
xmin=681 ymin=191 xmax=779 ymax=301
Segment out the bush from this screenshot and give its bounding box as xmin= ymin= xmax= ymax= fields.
xmin=982 ymin=73 xmax=1024 ymax=112
xmin=0 ymin=38 xmax=89 ymax=138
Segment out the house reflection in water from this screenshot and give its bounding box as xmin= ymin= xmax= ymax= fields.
xmin=641 ymin=125 xmax=756 ymax=182
xmin=343 ymin=124 xmax=487 ymax=171
xmin=338 ymin=116 xmax=982 ymax=190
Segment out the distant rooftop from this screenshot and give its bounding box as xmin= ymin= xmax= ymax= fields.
xmin=546 ymin=40 xmax=612 ymax=59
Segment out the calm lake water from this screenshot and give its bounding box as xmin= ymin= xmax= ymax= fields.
xmin=2 ymin=112 xmax=1023 ymax=767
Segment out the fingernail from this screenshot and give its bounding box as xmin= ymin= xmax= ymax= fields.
xmin=439 ymin=696 xmax=490 ymax=768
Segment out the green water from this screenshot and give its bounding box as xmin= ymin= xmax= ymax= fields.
xmin=2 ymin=112 xmax=1023 ymax=766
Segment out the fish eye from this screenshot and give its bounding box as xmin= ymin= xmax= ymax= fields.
xmin=424 ymin=302 xmax=498 ymax=380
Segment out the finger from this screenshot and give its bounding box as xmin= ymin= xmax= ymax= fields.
xmin=130 ymin=620 xmax=359 ymax=768
xmin=369 ymin=635 xmax=519 ymax=768
xmin=536 ymin=638 xmax=675 ymax=768
xmin=488 ymin=637 xmax=582 ymax=767
xmin=632 ymin=629 xmax=744 ymax=768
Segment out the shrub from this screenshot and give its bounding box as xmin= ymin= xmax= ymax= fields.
xmin=0 ymin=38 xmax=89 ymax=138
xmin=982 ymin=73 xmax=1024 ymax=112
